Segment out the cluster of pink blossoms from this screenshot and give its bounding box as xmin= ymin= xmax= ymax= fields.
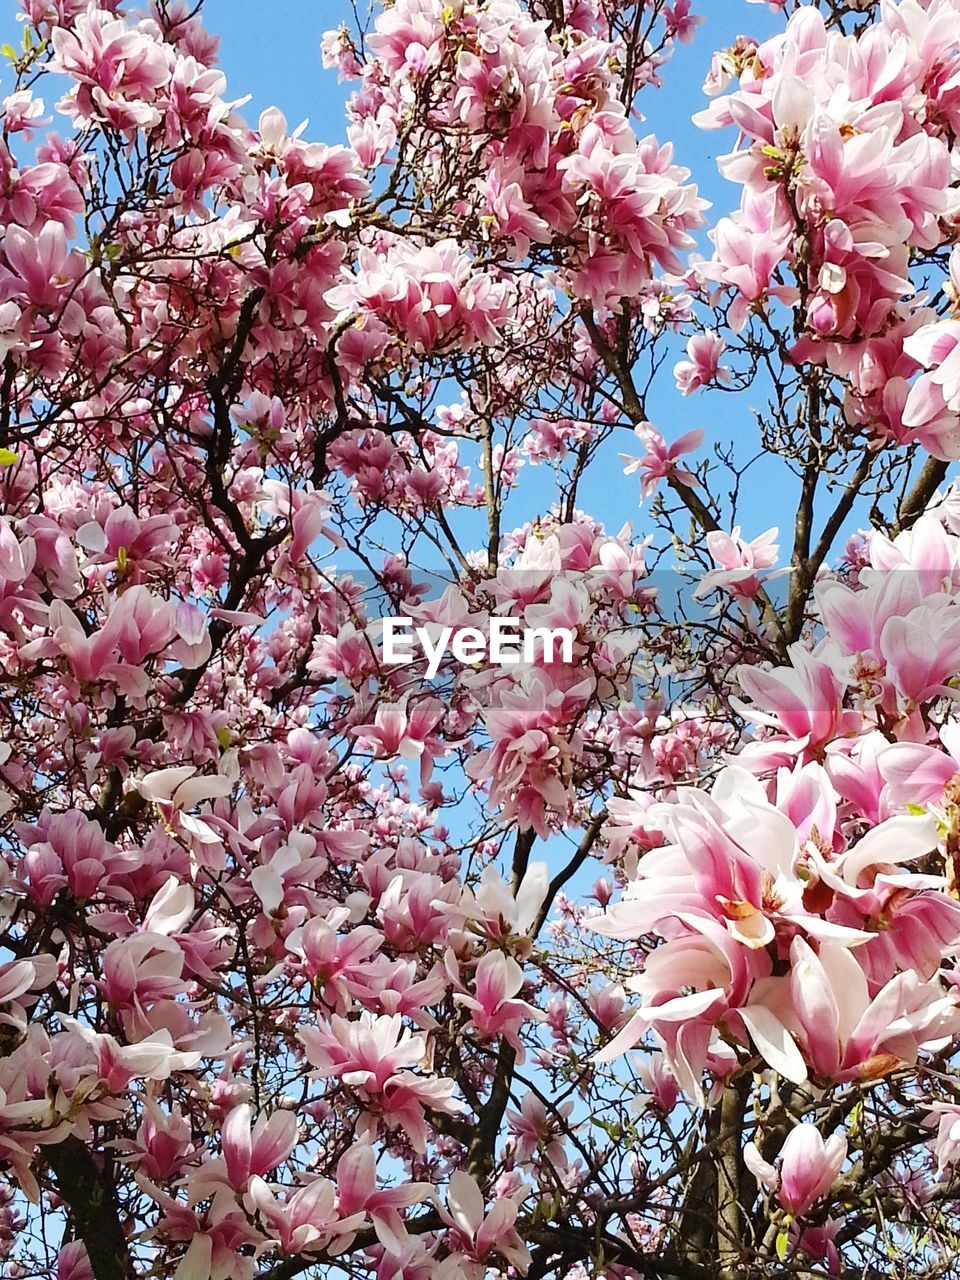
xmin=0 ymin=1 xmax=718 ymax=1264
xmin=696 ymin=1 xmax=960 ymax=457
xmin=597 ymin=509 xmax=960 ymax=1164
xmin=329 ymin=0 xmax=707 ymax=308
xmin=5 ymin=0 xmax=960 ymax=1276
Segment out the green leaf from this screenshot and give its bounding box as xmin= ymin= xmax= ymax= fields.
xmin=906 ymin=803 xmax=928 ymax=817
xmin=776 ymin=1229 xmax=790 ymax=1262
xmin=0 ymin=448 xmax=18 ymax=466
xmin=849 ymin=1100 xmax=863 ymax=1138
xmin=0 ymin=45 xmax=16 ymax=62
xmin=216 ymin=726 xmax=231 ymax=751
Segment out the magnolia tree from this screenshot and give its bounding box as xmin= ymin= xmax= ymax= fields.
xmin=7 ymin=0 xmax=960 ymax=1277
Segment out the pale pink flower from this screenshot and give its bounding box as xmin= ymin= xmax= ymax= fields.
xmin=352 ymin=697 xmax=444 ymax=760
xmin=695 ymin=526 xmax=780 ymax=601
xmin=454 ymin=951 xmax=544 ymax=1051
xmin=744 ymin=1125 xmax=846 ymax=1218
xmin=221 ymin=1103 xmax=298 ymax=1188
xmin=622 ymin=423 xmax=704 ymax=500
xmin=664 ymin=0 xmax=702 ymax=45
xmin=336 ymin=1141 xmax=431 ymax=1253
xmin=438 ymin=1170 xmax=531 ymax=1275
xmin=673 ymin=330 xmax=730 ymax=395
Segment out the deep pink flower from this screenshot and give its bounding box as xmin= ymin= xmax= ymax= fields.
xmin=745 ymin=1125 xmax=846 ymax=1218
xmin=674 ymin=330 xmax=730 ymax=395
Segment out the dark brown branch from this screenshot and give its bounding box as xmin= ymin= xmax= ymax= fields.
xmin=785 ymin=451 xmax=871 ymax=642
xmin=896 ymin=455 xmax=949 ymax=533
xmin=530 ymin=810 xmax=606 ymax=936
xmin=44 ymin=1136 xmax=133 ymax=1280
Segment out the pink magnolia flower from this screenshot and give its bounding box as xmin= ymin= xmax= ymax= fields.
xmin=481 ymin=160 xmax=551 ymax=259
xmin=0 ymin=300 xmax=24 ymax=362
xmin=673 ymin=331 xmax=730 ymax=395
xmin=868 ymin=513 xmax=960 ymax=590
xmin=63 ymin=1022 xmax=202 ymax=1091
xmin=49 ymin=7 xmax=173 ymax=132
xmin=701 ymin=188 xmax=793 ymax=330
xmin=454 ymin=951 xmax=544 ymax=1052
xmin=17 ymin=808 xmax=130 ymax=905
xmin=744 ymin=1125 xmax=847 ymax=1218
xmin=468 ymin=861 xmax=549 ymax=942
xmin=794 ymin=1218 xmax=841 ymax=1276
xmin=873 ymin=599 xmax=960 ymax=708
xmin=115 ymin=1100 xmax=193 ymax=1181
xmin=32 ymin=591 xmax=176 ymax=687
xmin=593 ymin=913 xmax=761 ymax=1102
xmin=320 ymin=25 xmax=364 ymax=80
xmin=622 ymin=423 xmax=704 ymax=500
xmin=734 ymin=645 xmax=857 ymax=764
xmin=0 ymin=955 xmax=55 ymax=1008
xmin=664 ymin=0 xmax=703 ymax=45
xmin=815 ymin=573 xmax=924 ymax=664
xmin=879 ymin=722 xmax=960 ymax=809
xmin=326 ymin=239 xmax=512 ymax=353
xmin=1 ymin=90 xmax=50 ymax=138
xmin=0 ymin=222 xmax=75 ymax=308
xmin=300 ymin=1012 xmax=463 ymax=1151
xmin=261 ymin=481 xmax=338 ymax=567
xmin=112 ymin=586 xmax=177 ymax=666
xmin=558 ymin=130 xmax=707 ymax=307
xmin=148 ymin=1186 xmax=259 ymax=1280
xmin=221 ymin=1103 xmax=298 ymax=1189
xmin=438 ymin=1170 xmax=531 ymax=1277
xmin=595 ymin=763 xmax=880 ymax=955
xmin=335 ymin=1141 xmax=431 ymax=1253
xmin=902 ymin=320 xmax=960 ymax=459
xmin=246 ymin=1175 xmax=364 ymax=1256
xmin=634 ymin=1053 xmax=680 ymax=1114
xmin=906 ymin=325 xmax=960 ymax=424
xmin=352 ymin=697 xmax=444 ymax=760
xmin=56 ymin=1242 xmax=93 ymax=1280
xmin=465 ymin=671 xmax=579 ymax=838
xmin=365 ymin=0 xmax=445 ymax=76
xmin=286 ymin=909 xmax=382 ymax=1008
xmin=99 ymin=933 xmax=187 ymax=1011
xmin=695 ymin=526 xmax=780 ymax=601
xmin=745 ymin=936 xmax=960 ymax=1085
xmin=506 ymin=1092 xmax=573 ymax=1166
xmin=302 ymin=1011 xmax=425 ymax=1086
xmin=75 ymin=504 xmax=178 ymax=581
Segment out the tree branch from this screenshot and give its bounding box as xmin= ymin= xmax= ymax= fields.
xmin=896 ymin=455 xmax=949 ymax=533
xmin=44 ymin=1136 xmax=133 ymax=1280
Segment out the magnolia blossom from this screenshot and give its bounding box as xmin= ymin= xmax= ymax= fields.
xmin=438 ymin=1171 xmax=531 ymax=1278
xmin=622 ymin=423 xmax=704 ymax=499
xmin=695 ymin=527 xmax=781 ymax=600
xmin=744 ymin=1126 xmax=847 ymax=1218
xmin=4 ymin=0 xmax=960 ymax=1277
xmin=673 ymin=330 xmax=730 ymax=395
